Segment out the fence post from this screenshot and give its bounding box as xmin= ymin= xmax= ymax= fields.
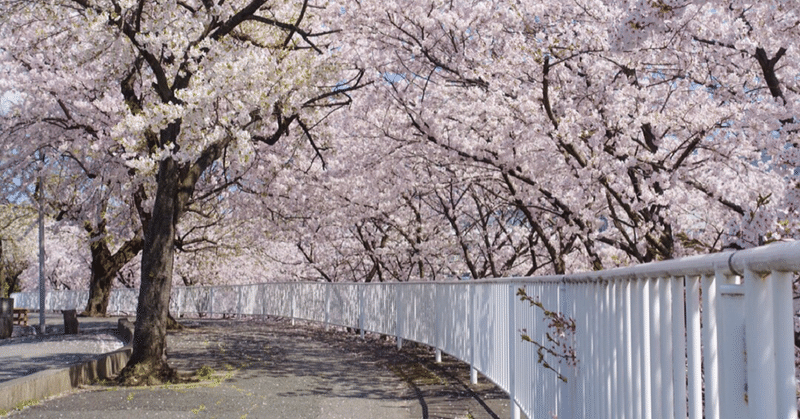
xmin=671 ymin=276 xmax=687 ymax=419
xmin=359 ymin=284 xmax=365 ymax=340
xmin=396 ymin=283 xmax=403 ymax=350
xmin=509 ymin=282 xmax=520 ymax=419
xmin=176 ymin=287 xmax=183 ymax=319
xmin=640 ymin=278 xmax=653 ymax=419
xmin=622 ymin=279 xmax=634 ymax=419
xmin=648 ymin=277 xmax=663 ymax=417
xmin=772 ymin=271 xmax=798 ymax=419
xmin=702 ymin=273 xmax=721 ymax=419
xmin=325 ymin=284 xmax=331 ymax=330
xmin=559 ymin=280 xmax=574 ymax=419
xmin=614 ymin=279 xmax=626 ymax=419
xmin=718 ymin=274 xmax=746 ymax=419
xmin=236 ymin=286 xmax=242 ymax=318
xmin=209 ymin=286 xmax=215 ymax=318
xmin=686 ymin=276 xmax=702 ymax=419
xmin=291 ymin=285 xmax=296 ymax=326
xmin=435 ymin=283 xmax=442 ymax=363
xmin=744 ymin=268 xmax=777 ymax=419
xmin=659 ymin=277 xmax=674 ymax=419
xmin=470 ymin=282 xmax=478 ymax=385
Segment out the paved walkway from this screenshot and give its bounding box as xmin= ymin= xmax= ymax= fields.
xmin=0 ymin=314 xmax=125 ymax=383
xmin=3 ymin=317 xmax=513 ymax=419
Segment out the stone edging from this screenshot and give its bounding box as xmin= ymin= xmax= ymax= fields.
xmin=0 ymin=319 xmax=135 ymax=414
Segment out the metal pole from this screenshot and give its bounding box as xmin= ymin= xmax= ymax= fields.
xmin=37 ymin=151 xmax=45 ymax=332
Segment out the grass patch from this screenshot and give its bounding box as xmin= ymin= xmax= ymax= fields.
xmin=389 ymin=362 xmax=445 ymax=386
xmin=196 ymin=365 xmax=215 ymax=380
xmin=0 ymin=398 xmax=41 ymax=416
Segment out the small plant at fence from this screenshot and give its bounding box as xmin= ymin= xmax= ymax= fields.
xmin=517 ymin=287 xmax=577 ymax=383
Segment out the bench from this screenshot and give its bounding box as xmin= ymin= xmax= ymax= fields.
xmin=12 ymin=308 xmax=28 ymax=326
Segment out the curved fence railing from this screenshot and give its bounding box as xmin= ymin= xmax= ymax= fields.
xmin=12 ymin=241 xmax=800 ymax=419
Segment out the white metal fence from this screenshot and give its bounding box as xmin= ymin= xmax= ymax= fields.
xmin=12 ymin=241 xmax=800 ymax=419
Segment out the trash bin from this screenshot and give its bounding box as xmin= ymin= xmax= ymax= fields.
xmin=0 ymin=298 xmax=12 ymax=339
xmin=62 ymin=309 xmax=79 ymax=334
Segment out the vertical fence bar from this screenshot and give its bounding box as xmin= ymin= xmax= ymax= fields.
xmin=325 ymin=283 xmax=331 ymax=330
xmin=614 ymin=279 xmax=626 ymax=419
xmin=660 ymin=277 xmax=674 ymax=419
xmin=744 ymin=268 xmax=777 ymax=419
xmin=509 ymin=282 xmax=520 ymax=419
xmin=671 ymin=276 xmax=687 ymax=419
xmin=291 ymin=285 xmax=296 ymax=326
xmin=470 ymin=282 xmax=478 ymax=384
xmin=641 ymin=278 xmax=653 ymax=419
xmin=582 ymin=281 xmax=591 ymax=416
xmin=396 ymin=284 xmax=403 ymax=350
xmin=176 ymin=287 xmax=183 ymax=319
xmin=592 ymin=280 xmax=601 ymax=417
xmin=435 ymin=284 xmax=442 ymax=363
xmin=718 ymin=274 xmax=746 ymax=419
xmin=593 ymin=281 xmax=603 ymax=418
xmin=574 ymin=283 xmax=584 ymax=416
xmin=359 ymin=284 xmax=365 ymax=339
xmin=237 ymin=285 xmax=243 ymax=317
xmin=260 ymin=284 xmax=266 ymax=316
xmin=595 ymin=281 xmax=605 ymax=418
xmin=560 ymin=281 xmax=574 ymax=419
xmin=209 ymin=286 xmax=215 ymax=318
xmin=602 ymin=280 xmax=612 ymax=419
xmin=771 ymin=271 xmax=798 ymax=419
xmin=630 ymin=278 xmax=643 ymax=419
xmin=686 ymin=275 xmax=702 ymax=419
xmin=623 ymin=279 xmax=635 ymax=419
xmin=649 ymin=277 xmax=663 ymax=417
xmin=702 ymin=273 xmax=720 ymax=419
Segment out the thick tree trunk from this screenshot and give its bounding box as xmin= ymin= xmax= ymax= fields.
xmin=82 ymin=230 xmax=143 ymax=317
xmin=119 ymin=156 xmax=180 ymax=385
xmin=83 ymin=243 xmax=116 ymax=316
xmin=0 ymin=240 xmax=5 ymax=298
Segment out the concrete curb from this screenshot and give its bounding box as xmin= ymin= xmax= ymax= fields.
xmin=0 ymin=319 xmax=134 ymax=414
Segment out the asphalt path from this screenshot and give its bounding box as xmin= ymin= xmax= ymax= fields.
xmin=2 ymin=317 xmax=512 ymax=419
xmin=0 ymin=314 xmax=125 ymax=383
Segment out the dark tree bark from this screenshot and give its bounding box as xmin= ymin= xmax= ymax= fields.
xmin=82 ymin=221 xmax=143 ymax=317
xmin=0 ymin=240 xmax=5 ymax=298
xmin=120 ymin=155 xmax=181 ymax=385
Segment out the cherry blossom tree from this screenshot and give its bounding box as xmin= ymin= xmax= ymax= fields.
xmin=337 ymin=0 xmax=798 ymax=275
xmin=1 ymin=0 xmax=364 ymax=382
xmin=0 ymin=204 xmax=36 ymax=297
xmin=0 ymin=116 xmax=148 ymax=316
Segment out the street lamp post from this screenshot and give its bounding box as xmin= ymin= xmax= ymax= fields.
xmin=37 ymin=150 xmax=45 ymax=332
